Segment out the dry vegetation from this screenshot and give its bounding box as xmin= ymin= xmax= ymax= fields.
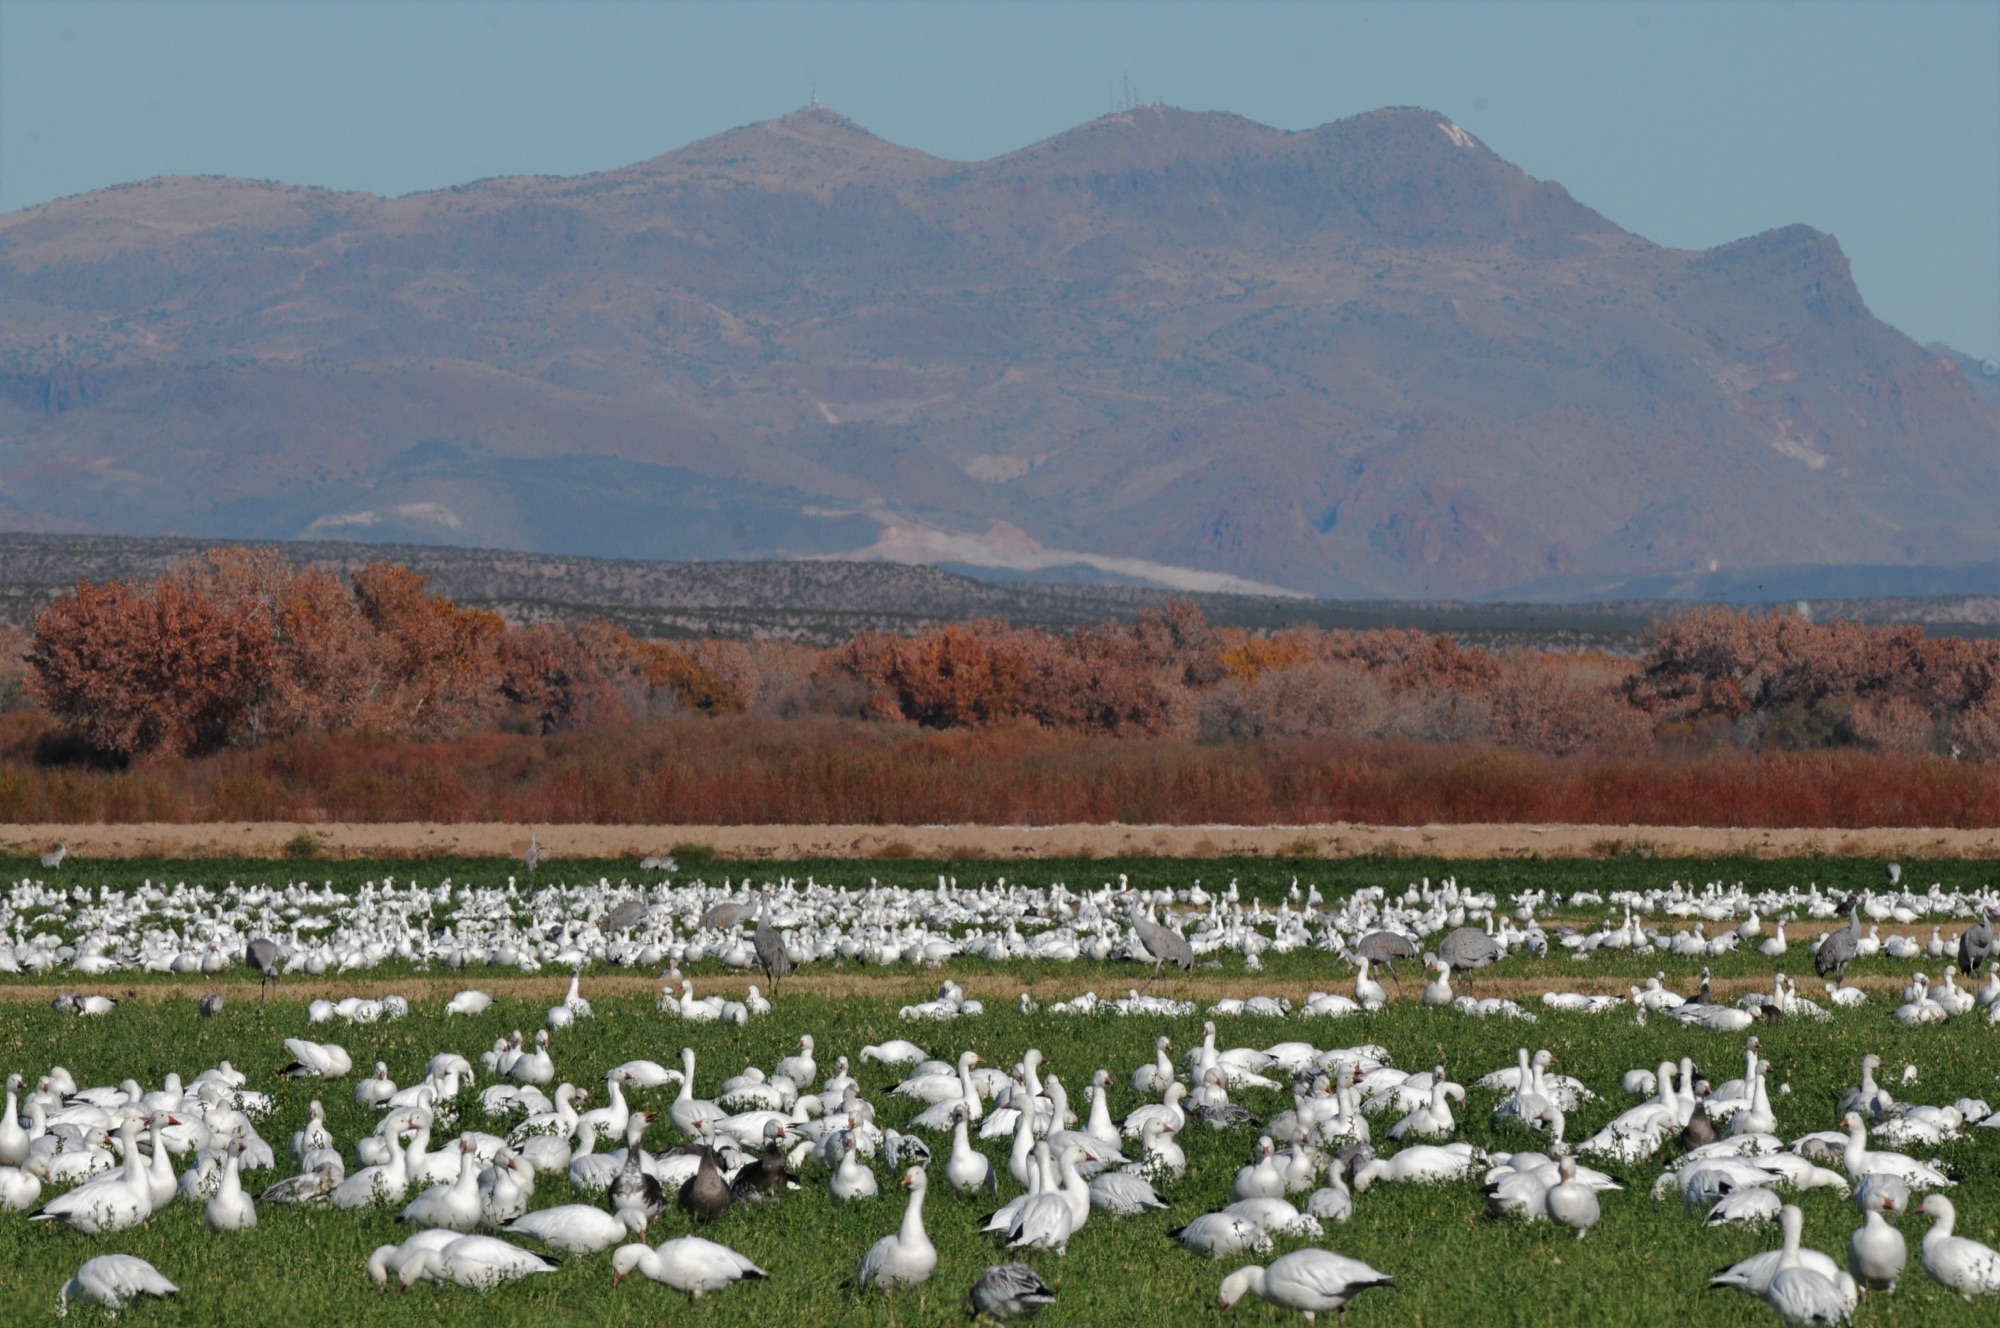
xmin=10 ymin=548 xmax=2000 ymax=827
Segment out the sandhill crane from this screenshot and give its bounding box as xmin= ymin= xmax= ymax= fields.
xmin=523 ymin=829 xmax=539 ymax=875
xmin=599 ymin=898 xmax=649 ymax=936
xmin=245 ymin=936 xmax=282 ymax=1000
xmin=1355 ymin=931 xmax=1420 ymax=992
xmin=40 ymin=842 xmax=67 ymax=870
xmin=1814 ymin=896 xmax=1864 ymax=980
xmin=754 ymin=894 xmax=791 ymax=996
xmin=1958 ymin=907 xmax=1994 ymax=975
xmin=700 ymin=899 xmax=753 ymax=931
xmin=1128 ymin=906 xmax=1193 ymax=988
xmin=1436 ymin=926 xmax=1501 ymax=995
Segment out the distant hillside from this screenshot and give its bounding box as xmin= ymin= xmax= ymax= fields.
xmin=4 ymin=534 xmax=1998 ymax=654
xmin=4 ymin=105 xmax=1997 ymax=598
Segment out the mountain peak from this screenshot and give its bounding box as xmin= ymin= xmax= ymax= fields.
xmin=636 ymin=104 xmax=951 ymax=185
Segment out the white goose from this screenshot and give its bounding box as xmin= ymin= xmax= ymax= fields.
xmin=280 ymin=1039 xmax=353 ymax=1079
xmin=506 ymin=1204 xmax=647 ymax=1255
xmin=1918 ymin=1195 xmax=2000 ymax=1298
xmin=204 ymin=1139 xmax=257 ymax=1232
xmin=945 ymin=1106 xmax=994 ymax=1194
xmin=395 ymin=1234 xmax=557 ymax=1290
xmin=1764 ymin=1204 xmax=1858 ymax=1324
xmin=852 ymin=1167 xmax=937 ymax=1292
xmin=399 ymin=1136 xmax=483 ymax=1231
xmin=1840 ymin=1114 xmax=1953 ymax=1190
xmin=1217 ymin=1248 xmax=1396 ymax=1323
xmin=613 ymin=1236 xmax=768 ymax=1301
xmin=59 ymin=1254 xmax=178 ymax=1315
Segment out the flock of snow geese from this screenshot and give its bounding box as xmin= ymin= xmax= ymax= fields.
xmin=2 ymin=858 xmax=2000 ymax=1322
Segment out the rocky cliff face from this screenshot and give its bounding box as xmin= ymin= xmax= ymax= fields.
xmin=2 ymin=104 xmax=1995 ymax=597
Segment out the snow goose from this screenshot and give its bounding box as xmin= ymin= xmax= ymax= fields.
xmin=832 ymin=1131 xmax=880 ymax=1204
xmin=605 ymin=1115 xmax=667 ymax=1221
xmin=1232 ymin=1137 xmax=1287 ymax=1200
xmin=1389 ymin=1070 xmax=1462 ymax=1141
xmin=1848 ymin=1188 xmax=1906 ymax=1292
xmin=258 ymin=1159 xmax=341 ymax=1207
xmin=1090 ymin=1168 xmax=1168 ymax=1216
xmin=1003 ymin=1145 xmax=1083 ymax=1253
xmin=59 ymin=1254 xmax=177 ymax=1315
xmin=1351 ymin=1143 xmax=1483 ymax=1191
xmin=1217 ymin=1247 xmax=1394 ymax=1323
xmin=1129 ymin=1117 xmax=1186 ymax=1181
xmin=367 ymin=1229 xmax=467 ymax=1284
xmin=329 ymin=1131 xmax=412 ymax=1209
xmin=1122 ymin=1082 xmax=1189 ymax=1140
xmin=1837 ymin=1055 xmax=1895 ymax=1120
xmin=0 ymin=1154 xmax=48 ymax=1212
xmin=509 ymin=1029 xmax=556 ymax=1086
xmin=946 ymin=1106 xmax=995 ymax=1195
xmin=355 ymin=1064 xmax=398 ymax=1109
xmin=507 ymin=1204 xmax=647 ymax=1256
xmin=445 ymin=989 xmax=493 ymax=1016
xmin=32 ymin=1115 xmax=153 ymax=1234
xmin=1222 ymin=1195 xmax=1320 ymax=1240
xmin=1764 ymin=1205 xmax=1857 ymax=1324
xmin=1305 ymin=1161 xmax=1352 ymax=1223
xmin=1840 ymin=1113 xmax=1952 ymax=1189
xmin=1420 ymin=959 xmax=1454 ymax=1006
xmin=852 ymin=1167 xmax=938 ymax=1292
xmin=668 ymin=1048 xmax=720 ymax=1136
xmin=291 ymin=1100 xmax=334 ymax=1159
xmin=613 ymin=1236 xmax=768 ymax=1302
xmin=280 ymin=1039 xmax=353 ymax=1079
xmin=204 ymin=1139 xmax=257 ymax=1232
xmin=861 ymin=1040 xmax=929 ymax=1067
xmin=0 ymin=1075 xmax=29 ymax=1166
xmin=395 ymin=1234 xmax=557 ymax=1290
xmin=969 ymin=1262 xmax=1056 ymax=1322
xmin=775 ymin=1035 xmax=817 ymax=1087
xmin=477 ymin=1151 xmax=532 ymax=1226
xmin=1918 ymin=1195 xmax=2000 ymax=1298
xmin=399 ymin=1136 xmax=483 ymax=1231
xmin=1172 ymin=1211 xmax=1272 ymax=1260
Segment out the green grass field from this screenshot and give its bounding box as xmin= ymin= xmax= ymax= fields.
xmin=3 ymin=856 xmax=1998 ymax=1327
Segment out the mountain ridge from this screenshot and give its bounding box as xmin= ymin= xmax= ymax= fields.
xmin=2 ymin=103 xmax=1995 ymax=597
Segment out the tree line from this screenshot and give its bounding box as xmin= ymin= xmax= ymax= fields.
xmin=19 ymin=548 xmax=2000 ymax=764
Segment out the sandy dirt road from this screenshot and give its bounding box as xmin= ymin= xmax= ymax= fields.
xmin=3 ymin=821 xmax=1999 ymax=860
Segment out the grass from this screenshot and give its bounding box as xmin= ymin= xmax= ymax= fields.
xmin=3 ymin=858 xmax=1999 ymax=1326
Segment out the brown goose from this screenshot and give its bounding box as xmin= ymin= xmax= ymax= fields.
xmin=679 ymin=1145 xmax=733 ymax=1224
xmin=608 ymin=1113 xmax=666 ymax=1223
xmin=728 ymin=1122 xmax=793 ymax=1206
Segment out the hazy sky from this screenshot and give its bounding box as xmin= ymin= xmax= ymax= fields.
xmin=3 ymin=1 xmax=1996 ymax=356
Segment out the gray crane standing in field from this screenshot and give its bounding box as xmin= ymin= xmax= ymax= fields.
xmin=1813 ymin=895 xmax=1865 ymax=980
xmin=244 ymin=936 xmax=282 ymax=1000
xmin=598 ymin=897 xmax=649 ymax=937
xmin=1354 ymin=930 xmax=1421 ymax=993
xmin=700 ymin=898 xmax=753 ymax=931
xmin=523 ymin=828 xmax=539 ymax=875
xmin=1129 ymin=904 xmax=1193 ymax=988
xmin=1435 ymin=925 xmax=1502 ymax=995
xmin=1959 ymin=906 xmax=1995 ymax=976
xmin=40 ymin=842 xmax=66 ymax=871
xmin=754 ymin=892 xmax=791 ymax=996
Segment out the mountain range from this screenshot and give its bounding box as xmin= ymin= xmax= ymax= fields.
xmin=3 ymin=103 xmax=1996 ymax=599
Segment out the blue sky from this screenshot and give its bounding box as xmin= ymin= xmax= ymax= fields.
xmin=2 ymin=0 xmax=1996 ymax=356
